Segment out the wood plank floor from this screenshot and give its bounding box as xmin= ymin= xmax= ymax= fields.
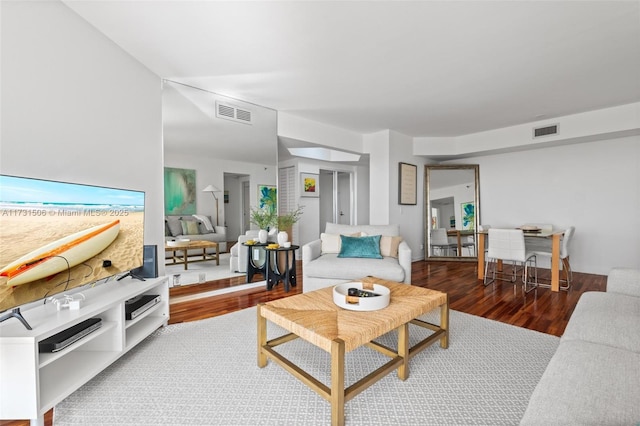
xmin=1 ymin=260 xmax=606 ymax=426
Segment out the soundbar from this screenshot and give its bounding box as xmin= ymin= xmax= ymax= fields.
xmin=39 ymin=318 xmax=102 ymax=353
xmin=125 ymin=294 xmax=161 ymax=320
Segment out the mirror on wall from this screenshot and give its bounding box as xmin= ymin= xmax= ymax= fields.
xmin=162 ymin=80 xmax=278 ymax=282
xmin=424 ymin=165 xmax=479 ymax=261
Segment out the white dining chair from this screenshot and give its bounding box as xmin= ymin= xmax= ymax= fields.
xmin=484 ymin=228 xmax=538 ymax=298
xmin=431 ymin=228 xmax=456 ymax=256
xmin=531 ymin=226 xmax=575 ymax=291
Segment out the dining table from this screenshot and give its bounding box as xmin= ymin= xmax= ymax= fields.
xmin=477 ymin=229 xmax=565 ymax=292
xmin=446 ymin=229 xmax=476 ymax=257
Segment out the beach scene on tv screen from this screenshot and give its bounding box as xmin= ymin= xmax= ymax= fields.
xmin=0 ymin=175 xmax=145 ymax=312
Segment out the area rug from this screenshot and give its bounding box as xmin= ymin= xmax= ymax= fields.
xmin=54 ymin=308 xmax=558 ymax=425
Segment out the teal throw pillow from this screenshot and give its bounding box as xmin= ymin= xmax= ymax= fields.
xmin=338 ymin=235 xmax=383 ymax=259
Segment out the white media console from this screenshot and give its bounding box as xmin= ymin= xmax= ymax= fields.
xmin=0 ymin=276 xmax=169 ymax=425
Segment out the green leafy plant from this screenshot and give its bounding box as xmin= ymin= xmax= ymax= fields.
xmin=250 ymin=207 xmax=277 ymax=230
xmin=277 ymin=205 xmax=304 ymax=230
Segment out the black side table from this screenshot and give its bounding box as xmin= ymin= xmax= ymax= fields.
xmin=243 ymin=242 xmax=268 ymax=283
xmin=265 ymin=245 xmax=299 ymax=292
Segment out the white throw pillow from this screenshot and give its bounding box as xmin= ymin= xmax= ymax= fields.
xmin=321 ymin=232 xmax=362 ymax=254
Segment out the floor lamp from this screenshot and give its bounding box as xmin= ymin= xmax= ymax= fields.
xmin=202 ymin=184 xmax=221 ymax=226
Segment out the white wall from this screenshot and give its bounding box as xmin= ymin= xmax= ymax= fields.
xmin=452 ymin=135 xmax=640 ymax=274
xmin=1 ymin=1 xmax=165 ymax=269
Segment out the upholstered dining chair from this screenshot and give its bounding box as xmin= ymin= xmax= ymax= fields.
xmin=530 ymin=226 xmax=575 ymax=291
xmin=431 ymin=228 xmax=457 ymax=256
xmin=484 ymin=228 xmax=538 ymax=298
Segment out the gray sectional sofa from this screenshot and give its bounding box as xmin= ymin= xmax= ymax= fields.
xmin=520 ymin=267 xmax=640 ymax=425
xmin=302 ymin=223 xmax=411 ymax=293
xmin=164 ymin=215 xmax=227 ymax=258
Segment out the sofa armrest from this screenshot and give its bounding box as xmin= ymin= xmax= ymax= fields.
xmin=398 ymin=241 xmax=412 ymax=284
xmin=214 ymin=226 xmax=227 ymax=237
xmin=607 ymin=268 xmax=640 ymax=297
xmin=302 ymin=239 xmax=322 ymax=264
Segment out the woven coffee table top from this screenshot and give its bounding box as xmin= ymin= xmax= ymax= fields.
xmin=260 ymin=276 xmax=447 ymax=352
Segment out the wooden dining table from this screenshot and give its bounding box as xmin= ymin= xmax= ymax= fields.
xmin=446 ymin=229 xmax=475 ymax=257
xmin=477 ymin=229 xmax=565 ymax=292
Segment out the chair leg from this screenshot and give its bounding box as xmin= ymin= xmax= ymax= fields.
xmin=522 ymin=257 xmax=538 ymax=297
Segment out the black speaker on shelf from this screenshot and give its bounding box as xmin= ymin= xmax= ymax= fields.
xmin=132 ymin=245 xmax=158 ymax=278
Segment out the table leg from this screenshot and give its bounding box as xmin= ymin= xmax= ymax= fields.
xmin=551 ymin=234 xmax=561 ymax=292
xmin=477 ymin=233 xmax=485 ymax=280
xmin=456 ymin=232 xmax=462 ymax=257
xmin=331 ymin=338 xmax=345 ymax=426
xmin=257 ymin=304 xmax=267 ymax=368
xmin=440 ymin=296 xmax=449 ymax=349
xmin=397 ymin=323 xmax=409 ymax=380
xmin=182 ymin=249 xmax=188 ymax=270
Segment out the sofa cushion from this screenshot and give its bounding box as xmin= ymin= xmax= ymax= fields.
xmin=181 ymin=220 xmax=200 ymax=235
xmin=304 ymin=253 xmax=405 ymax=282
xmin=561 ymin=291 xmax=640 ymax=353
xmin=520 ymin=340 xmax=640 ymax=425
xmin=338 ymin=235 xmax=382 ymax=259
xmin=380 ymin=236 xmax=403 ymax=258
xmin=167 ymin=218 xmax=183 ymax=237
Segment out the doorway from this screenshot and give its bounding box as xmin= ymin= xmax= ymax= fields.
xmin=319 ymin=170 xmax=353 ymax=228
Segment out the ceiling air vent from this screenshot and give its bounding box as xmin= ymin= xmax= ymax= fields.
xmin=533 ymin=124 xmax=559 ymax=138
xmin=216 ymin=101 xmax=252 ymax=125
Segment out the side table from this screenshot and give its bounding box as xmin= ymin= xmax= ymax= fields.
xmin=243 ymin=242 xmax=268 ymax=283
xmin=265 ymin=245 xmax=299 ymax=292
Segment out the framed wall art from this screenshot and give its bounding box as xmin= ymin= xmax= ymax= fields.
xmin=164 ymin=167 xmax=197 ymax=214
xmin=461 ymin=201 xmax=475 ymax=230
xmin=258 ymin=184 xmax=277 ymax=214
xmin=398 ymin=162 xmax=417 ymax=205
xmin=301 ymin=173 xmax=319 ymax=198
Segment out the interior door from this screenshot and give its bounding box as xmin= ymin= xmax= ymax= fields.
xmin=337 ymin=172 xmax=351 ymax=224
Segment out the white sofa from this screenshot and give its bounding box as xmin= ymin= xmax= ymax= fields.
xmin=165 ymin=215 xmax=227 ymax=258
xmin=520 ymin=267 xmax=640 ymax=425
xmin=302 ymin=223 xmax=411 ymax=293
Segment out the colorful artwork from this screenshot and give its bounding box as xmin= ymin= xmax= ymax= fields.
xmin=164 ymin=167 xmax=196 ymax=215
xmin=258 ymin=185 xmax=277 ymax=214
xmin=461 ymin=202 xmax=475 ymax=230
xmin=301 ymin=173 xmax=319 ymax=197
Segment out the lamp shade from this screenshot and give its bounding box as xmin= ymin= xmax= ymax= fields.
xmin=202 ymin=184 xmax=221 ymax=193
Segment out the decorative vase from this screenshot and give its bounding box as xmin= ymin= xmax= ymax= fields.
xmin=258 ymin=229 xmax=268 ymax=244
xmin=277 ymin=231 xmax=289 ymax=245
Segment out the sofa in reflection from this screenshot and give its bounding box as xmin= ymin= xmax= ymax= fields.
xmin=164 ymin=215 xmax=227 ymax=258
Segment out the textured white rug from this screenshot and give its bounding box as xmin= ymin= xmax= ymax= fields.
xmin=54 ymin=308 xmax=558 ymax=425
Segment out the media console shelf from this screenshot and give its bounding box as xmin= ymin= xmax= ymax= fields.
xmin=0 ymin=276 xmax=169 ymax=425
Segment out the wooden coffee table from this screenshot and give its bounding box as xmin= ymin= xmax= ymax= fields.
xmin=257 ymin=276 xmax=448 ymax=426
xmin=165 ymin=240 xmax=219 ymax=270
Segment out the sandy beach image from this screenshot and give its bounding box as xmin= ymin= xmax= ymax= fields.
xmin=0 ymin=210 xmax=144 ymax=312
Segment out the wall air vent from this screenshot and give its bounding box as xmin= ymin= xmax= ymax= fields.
xmin=533 ymin=124 xmax=559 ymax=138
xmin=216 ymin=101 xmax=252 ymax=125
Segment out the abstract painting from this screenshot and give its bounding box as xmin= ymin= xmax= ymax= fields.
xmin=461 ymin=201 xmax=475 ymax=230
xmin=258 ymin=185 xmax=277 ymax=214
xmin=301 ymin=173 xmax=319 ymax=197
xmin=164 ymin=167 xmax=196 ymax=215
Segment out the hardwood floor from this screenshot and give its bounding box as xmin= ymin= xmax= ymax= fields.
xmin=1 ymin=260 xmax=606 ymax=426
xmin=169 ymin=260 xmax=606 ymax=337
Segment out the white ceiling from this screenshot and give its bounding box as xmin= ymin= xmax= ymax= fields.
xmin=64 ymin=0 xmax=640 ymax=138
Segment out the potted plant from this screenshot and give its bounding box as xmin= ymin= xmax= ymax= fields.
xmin=276 ymin=205 xmax=304 ymax=244
xmin=250 ymin=207 xmax=276 ymax=243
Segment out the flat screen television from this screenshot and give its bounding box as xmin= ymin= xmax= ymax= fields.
xmin=0 ymin=174 xmax=145 ymax=328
